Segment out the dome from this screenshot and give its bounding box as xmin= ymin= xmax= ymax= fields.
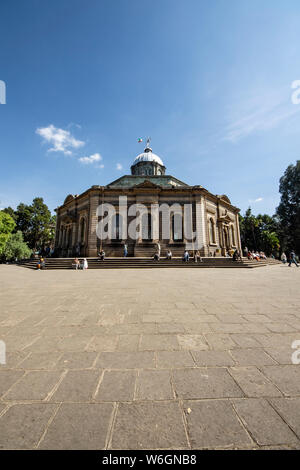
xmin=133 ymin=151 xmax=164 ymax=166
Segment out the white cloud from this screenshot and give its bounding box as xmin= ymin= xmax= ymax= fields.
xmin=36 ymin=124 xmax=85 ymax=155
xmin=79 ymin=153 xmax=102 ymax=165
xmin=249 ymin=197 xmax=263 ymax=203
xmin=116 ymin=163 xmax=123 ymax=171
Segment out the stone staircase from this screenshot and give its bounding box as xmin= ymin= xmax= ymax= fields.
xmin=17 ymin=257 xmax=281 ymax=270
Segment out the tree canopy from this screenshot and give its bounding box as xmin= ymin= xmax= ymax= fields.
xmin=276 ymin=160 xmax=300 ymax=254
xmin=0 ymin=211 xmax=16 ymax=255
xmin=2 ymin=231 xmax=31 ymax=261
xmin=239 ymin=208 xmax=280 ymax=255
xmin=14 ymin=197 xmax=56 ymax=250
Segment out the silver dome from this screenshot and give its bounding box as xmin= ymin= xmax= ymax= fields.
xmin=133 ymin=152 xmax=164 ymax=166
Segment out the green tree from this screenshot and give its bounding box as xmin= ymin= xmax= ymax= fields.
xmin=276 ymin=161 xmax=300 ymax=254
xmin=0 ymin=211 xmax=16 ymax=255
xmin=2 ymin=231 xmax=31 ymax=261
xmin=2 ymin=206 xmax=17 ymax=223
xmin=15 ymin=198 xmax=55 ymax=250
xmin=239 ymin=208 xmax=260 ymax=250
xmin=239 ymin=208 xmax=280 ymax=255
xmin=14 ymin=202 xmax=33 ymax=239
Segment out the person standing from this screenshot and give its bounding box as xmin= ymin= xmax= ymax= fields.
xmin=288 ymin=251 xmax=299 ymax=267
xmin=82 ymin=258 xmax=88 ymax=270
xmin=124 ymin=243 xmax=128 ymax=258
xmin=281 ymin=252 xmax=287 ymax=264
xmin=156 ymin=242 xmax=161 ymax=257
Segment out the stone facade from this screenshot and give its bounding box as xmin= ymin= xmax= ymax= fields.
xmin=54 ymin=147 xmax=241 ymax=257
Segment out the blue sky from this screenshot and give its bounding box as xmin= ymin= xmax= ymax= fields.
xmin=1 ymin=0 xmax=300 ymax=215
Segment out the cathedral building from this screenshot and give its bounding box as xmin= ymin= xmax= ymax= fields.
xmin=54 ymin=142 xmax=242 ymax=258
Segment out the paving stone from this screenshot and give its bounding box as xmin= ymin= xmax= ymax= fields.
xmin=0 ymin=351 xmax=29 ymax=369
xmin=3 ymin=370 xmax=63 ymax=400
xmin=1 ymin=264 xmax=299 ymax=450
xmin=96 ymin=351 xmax=155 ymax=369
xmin=265 ymin=347 xmax=298 ymax=365
xmin=211 ymin=323 xmax=248 ymax=334
xmin=156 ymin=351 xmax=195 ymax=368
xmin=111 ymin=402 xmax=188 ymax=449
xmin=184 ymin=399 xmax=252 ymax=449
xmin=135 ymin=370 xmax=173 ymax=400
xmin=192 ymin=350 xmax=235 ymax=367
xmin=157 ymin=323 xmax=186 ymax=334
xmin=57 ymin=351 xmax=98 ymax=369
xmin=27 ymin=336 xmax=62 ymax=353
xmin=86 ymin=335 xmax=118 ymax=352
xmin=95 ymin=370 xmax=136 ymax=401
xmin=172 ymin=368 xmax=244 ymax=399
xmin=117 ymin=335 xmax=140 ymax=351
xmin=183 ymin=322 xmax=213 ymax=333
xmin=265 ymin=323 xmax=297 ymax=333
xmin=230 ymin=334 xmax=262 ymax=348
xmin=0 ymin=404 xmax=57 ymax=449
xmin=3 ymin=335 xmax=40 ymax=352
xmin=261 ymin=365 xmax=300 ymax=395
xmin=0 ymin=370 xmax=24 ymax=396
xmin=18 ymin=352 xmax=62 ymax=369
xmin=177 ymin=334 xmax=208 ymax=350
xmin=57 ymin=336 xmax=91 ymax=351
xmin=270 ymin=398 xmax=300 ymax=439
xmin=0 ymin=404 xmax=7 ymax=414
xmin=233 ymin=398 xmax=299 ymax=446
xmin=229 ymin=349 xmax=276 ymax=366
xmin=205 ymin=333 xmax=237 ymax=350
xmin=39 ymin=403 xmax=114 ymax=449
xmin=140 ymin=334 xmax=179 ymax=351
xmin=228 ymin=367 xmax=282 ymax=398
xmin=51 ymin=370 xmax=101 ymax=402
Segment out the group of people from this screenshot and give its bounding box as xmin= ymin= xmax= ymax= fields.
xmin=153 ymin=249 xmax=203 ymax=263
xmin=281 ymin=251 xmax=299 ymax=267
xmin=72 ymin=258 xmax=88 ymax=270
xmin=246 ymin=251 xmax=267 ymax=261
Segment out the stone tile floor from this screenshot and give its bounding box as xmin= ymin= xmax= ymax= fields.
xmin=0 ymin=264 xmax=299 ymax=449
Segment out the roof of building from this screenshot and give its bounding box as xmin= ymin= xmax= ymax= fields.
xmin=132 ymin=151 xmax=164 ymax=166
xmin=107 ymin=175 xmax=189 ymax=189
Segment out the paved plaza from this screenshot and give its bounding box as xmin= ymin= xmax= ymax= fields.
xmin=0 ymin=264 xmax=300 ymax=450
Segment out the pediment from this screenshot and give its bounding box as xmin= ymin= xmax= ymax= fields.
xmin=218 ymin=214 xmax=233 ymax=224
xmin=133 ymin=179 xmax=161 ymax=189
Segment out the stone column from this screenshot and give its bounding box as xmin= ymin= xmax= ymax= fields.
xmin=151 ymin=202 xmax=159 ymax=242
xmin=236 ymin=213 xmax=242 ymax=254
xmin=87 ymin=192 xmax=100 ymax=257
xmin=194 ymin=195 xmax=207 ymax=255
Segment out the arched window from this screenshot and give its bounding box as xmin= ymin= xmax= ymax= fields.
xmin=172 ymin=213 xmax=183 ymax=241
xmin=231 ymin=225 xmax=235 ymax=246
xmin=80 ymin=218 xmax=86 ymax=243
xmin=209 ymin=218 xmax=216 ymax=244
xmin=142 ymin=212 xmax=152 ymax=240
xmin=67 ymin=227 xmax=72 ymax=247
xmin=59 ymin=227 xmax=63 ymax=246
xmin=111 ymin=214 xmax=123 ymax=240
xmin=63 ymin=227 xmax=67 ymax=247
